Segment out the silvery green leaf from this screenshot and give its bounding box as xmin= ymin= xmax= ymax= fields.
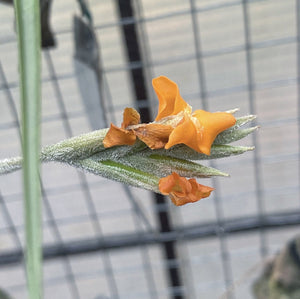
xmin=0 ymin=157 xmax=22 ymax=175
xmin=145 ymin=144 xmax=254 ymax=160
xmin=73 ymin=158 xmax=160 ymax=192
xmin=86 ymin=140 xmax=148 ymax=162
xmin=41 ymin=128 xmax=108 ymax=162
xmin=214 ymin=115 xmax=257 ymax=145
xmin=118 ymin=154 xmax=228 ymax=178
xmin=234 ymin=115 xmax=257 ymax=128
xmin=214 ymin=126 xmax=258 ymax=144
xmin=209 ymin=145 xmax=254 ymax=159
xmin=89 ymin=144 xmax=136 ymax=162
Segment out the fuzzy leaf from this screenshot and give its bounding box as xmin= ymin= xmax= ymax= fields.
xmin=234 ymin=115 xmax=257 ymax=128
xmin=0 ymin=157 xmax=23 ymax=175
xmin=41 ymin=129 xmax=108 ymax=162
xmin=118 ymin=154 xmax=228 ymax=178
xmin=73 ymin=158 xmax=160 ymax=192
xmin=213 ymin=115 xmax=257 ymax=145
xmin=214 ymin=126 xmax=258 ymax=144
xmin=145 ymin=144 xmax=254 ymax=160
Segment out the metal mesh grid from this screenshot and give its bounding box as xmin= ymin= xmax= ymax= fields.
xmin=0 ymin=0 xmax=299 ymax=298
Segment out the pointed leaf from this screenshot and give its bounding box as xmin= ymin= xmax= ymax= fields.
xmin=41 ymin=129 xmax=108 ymax=162
xmin=214 ymin=126 xmax=258 ymax=144
xmin=73 ymin=158 xmax=160 ymax=192
xmin=234 ymin=115 xmax=257 ymax=128
xmin=145 ymin=144 xmax=254 ymax=160
xmin=118 ymin=154 xmax=228 ymax=178
xmin=213 ymin=115 xmax=257 ymax=144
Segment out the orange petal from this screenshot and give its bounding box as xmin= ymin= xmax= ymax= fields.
xmin=158 ymin=172 xmax=214 ymax=206
xmin=159 ymin=172 xmax=191 ymax=198
xmin=122 ymin=107 xmax=140 ymax=128
xmin=134 ymin=123 xmax=173 ymax=149
xmin=165 ymin=114 xmax=202 ymax=152
xmin=192 ymin=110 xmax=236 ymax=155
xmin=103 ymin=123 xmax=136 ymax=148
xmin=152 ymin=76 xmax=189 ymax=121
xmin=172 ymin=178 xmax=213 ymax=206
xmin=170 ymin=195 xmax=191 ymax=206
xmin=159 ymin=172 xmax=213 ymax=206
xmin=188 ymin=178 xmax=214 ymax=202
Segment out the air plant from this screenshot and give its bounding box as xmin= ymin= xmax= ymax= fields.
xmin=0 ymin=76 xmax=257 ymax=206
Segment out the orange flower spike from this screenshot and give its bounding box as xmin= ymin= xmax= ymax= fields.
xmin=152 ymin=76 xmax=191 ymax=121
xmin=159 ymin=172 xmax=214 ymax=206
xmin=192 ymin=110 xmax=236 ymax=155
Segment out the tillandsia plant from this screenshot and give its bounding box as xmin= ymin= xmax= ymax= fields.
xmin=0 ymin=76 xmax=257 ymax=206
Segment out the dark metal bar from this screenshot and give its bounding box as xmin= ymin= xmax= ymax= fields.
xmin=115 ymin=1 xmax=185 ymax=298
xmin=1 ymin=210 xmax=300 ymax=266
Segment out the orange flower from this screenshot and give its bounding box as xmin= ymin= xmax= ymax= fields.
xmin=164 ymin=109 xmax=236 ymax=155
xmin=152 ymin=76 xmax=236 ymax=155
xmin=159 ymin=172 xmax=214 ymax=206
xmin=104 ymin=76 xmax=236 ymax=155
xmin=103 ymin=107 xmax=173 ymax=149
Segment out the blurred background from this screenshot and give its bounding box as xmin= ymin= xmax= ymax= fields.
xmin=0 ymin=0 xmax=299 ymax=298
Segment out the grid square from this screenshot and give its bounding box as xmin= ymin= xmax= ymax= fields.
xmin=204 ymin=52 xmax=247 ymax=92
xmin=252 ymin=44 xmax=297 ymax=84
xmin=145 ymin=14 xmax=195 ymax=62
xmin=197 ymin=4 xmax=245 ymax=52
xmin=141 ymin=0 xmax=189 ymax=19
xmin=249 ymin=0 xmax=296 ymax=44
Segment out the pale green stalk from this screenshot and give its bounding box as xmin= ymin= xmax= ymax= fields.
xmin=14 ymin=0 xmax=42 ymax=298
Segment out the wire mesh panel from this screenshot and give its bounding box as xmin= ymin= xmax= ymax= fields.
xmin=0 ymin=0 xmax=299 ymax=298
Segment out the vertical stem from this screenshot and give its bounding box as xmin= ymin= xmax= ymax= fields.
xmin=14 ymin=1 xmax=42 ymax=299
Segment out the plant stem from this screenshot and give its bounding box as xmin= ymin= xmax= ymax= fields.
xmin=14 ymin=0 xmax=42 ymax=298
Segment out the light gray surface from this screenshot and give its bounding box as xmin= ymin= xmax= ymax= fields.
xmin=0 ymin=0 xmax=299 ymax=298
